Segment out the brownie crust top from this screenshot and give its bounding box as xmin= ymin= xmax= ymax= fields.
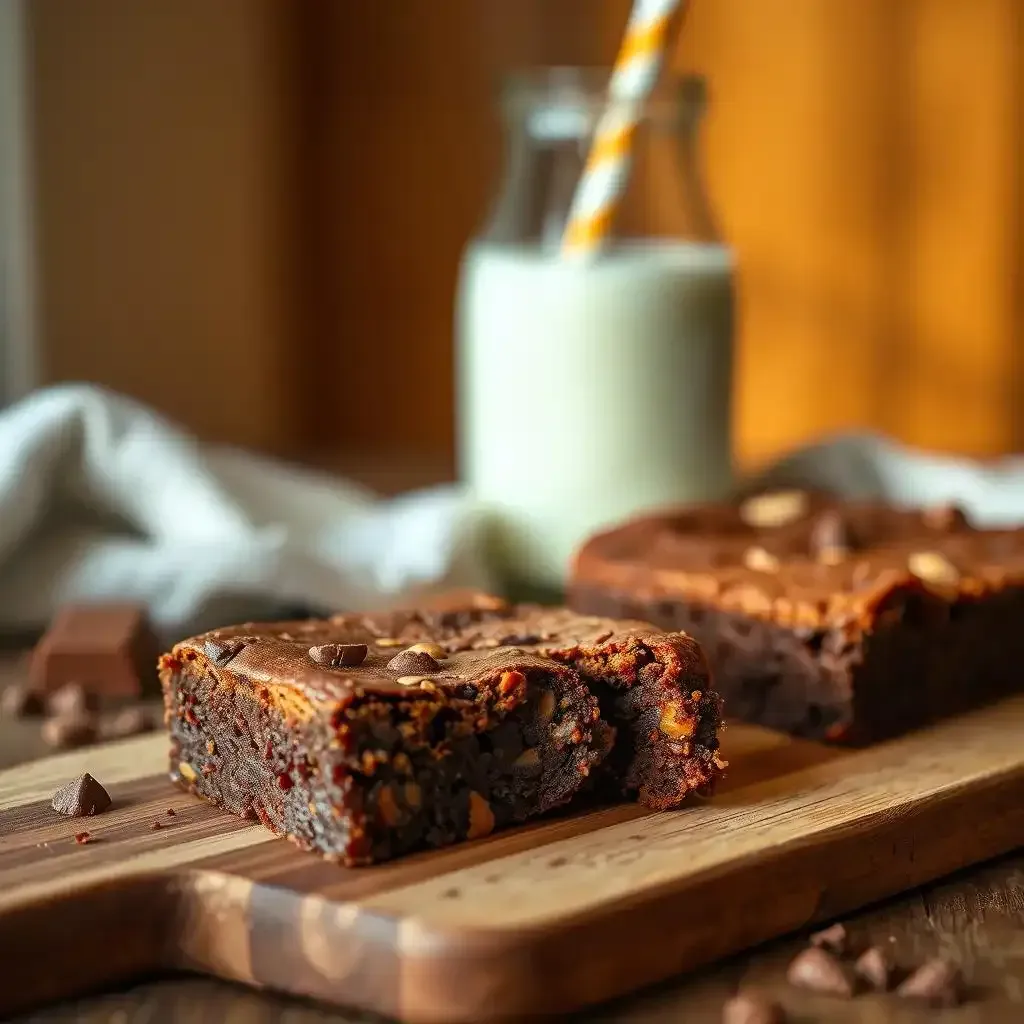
xmin=164 ymin=600 xmax=699 ymax=710
xmin=573 ymin=493 xmax=1024 ymax=629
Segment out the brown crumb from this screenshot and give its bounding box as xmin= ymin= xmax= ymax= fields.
xmin=855 ymin=946 xmax=894 ymax=991
xmin=809 ymin=922 xmax=847 ymax=954
xmin=722 ymin=992 xmax=786 ymax=1024
xmin=101 ymin=706 xmax=154 ymax=740
xmin=0 ymin=682 xmax=44 ymax=718
xmin=786 ymin=947 xmax=855 ymax=997
xmin=151 ymin=820 xmax=162 ymax=830
xmin=46 ymin=682 xmax=98 ymax=719
xmin=41 ymin=712 xmax=98 ymax=750
xmin=896 ymin=958 xmax=962 ymax=1006
xmin=73 ymin=831 xmax=92 ymax=844
xmin=166 ymin=807 xmax=176 ymax=816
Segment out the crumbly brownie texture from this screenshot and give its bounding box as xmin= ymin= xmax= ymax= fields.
xmin=160 ymin=618 xmax=609 ymax=866
xmin=570 ymin=491 xmax=1024 ymax=743
xmin=425 ymin=607 xmax=724 ymax=810
xmin=159 ymin=603 xmax=723 ymax=864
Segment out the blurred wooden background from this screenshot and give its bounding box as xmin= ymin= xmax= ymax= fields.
xmin=25 ymin=0 xmax=1022 ymax=471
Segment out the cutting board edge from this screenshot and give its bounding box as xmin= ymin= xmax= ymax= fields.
xmin=168 ymin=762 xmax=1024 ymax=1023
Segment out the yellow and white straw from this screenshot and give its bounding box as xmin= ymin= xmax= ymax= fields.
xmin=561 ymin=0 xmax=685 ymax=258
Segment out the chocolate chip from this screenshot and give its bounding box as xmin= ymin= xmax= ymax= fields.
xmin=102 ymin=706 xmax=154 ymax=740
xmin=46 ymin=682 xmax=99 ymax=718
xmin=785 ymin=947 xmax=854 ymax=997
xmin=202 ymin=636 xmax=251 ymax=666
xmin=41 ymin=713 xmax=98 ymax=749
xmin=855 ymin=946 xmax=893 ymax=991
xmin=809 ymin=922 xmax=847 ymax=954
xmin=498 ymin=633 xmax=541 ymax=647
xmin=0 ymin=682 xmax=44 ymax=718
xmin=387 ymin=649 xmax=441 ymax=675
xmin=722 ymin=992 xmax=786 ymax=1024
xmin=308 ymin=642 xmax=368 ymax=668
xmin=809 ymin=512 xmax=851 ymax=565
xmin=896 ymin=958 xmax=962 ymax=1006
xmin=922 ymin=504 xmax=969 ymax=532
xmin=52 ymin=773 xmax=112 ymax=817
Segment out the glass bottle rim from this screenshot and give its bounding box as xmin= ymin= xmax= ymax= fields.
xmin=500 ymin=66 xmax=706 ymax=124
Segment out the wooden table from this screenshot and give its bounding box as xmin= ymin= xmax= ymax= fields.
xmin=4 ymin=657 xmax=1023 ymax=1023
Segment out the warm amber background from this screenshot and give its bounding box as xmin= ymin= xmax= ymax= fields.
xmin=27 ymin=0 xmax=1022 ymax=470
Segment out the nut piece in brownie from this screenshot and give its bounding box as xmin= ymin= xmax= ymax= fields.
xmin=360 ymin=604 xmax=725 ymax=810
xmin=570 ymin=492 xmax=1024 ymax=743
xmin=159 ymin=616 xmax=610 ymax=866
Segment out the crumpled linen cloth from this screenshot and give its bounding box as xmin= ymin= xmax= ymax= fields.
xmin=0 ymin=385 xmax=495 ymax=640
xmin=0 ymin=385 xmax=1021 ymax=640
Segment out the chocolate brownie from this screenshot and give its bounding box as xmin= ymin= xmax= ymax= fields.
xmin=159 ymin=604 xmax=723 ymax=864
xmin=570 ymin=491 xmax=1024 ymax=743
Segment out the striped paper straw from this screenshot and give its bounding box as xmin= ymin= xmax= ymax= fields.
xmin=561 ymin=0 xmax=685 ymax=258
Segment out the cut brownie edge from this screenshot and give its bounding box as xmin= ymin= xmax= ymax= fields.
xmin=161 ymin=651 xmax=609 ymax=866
xmin=544 ymin=631 xmax=725 ymax=810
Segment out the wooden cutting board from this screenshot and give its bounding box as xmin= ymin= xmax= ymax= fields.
xmin=3 ymin=699 xmax=1024 ymax=1023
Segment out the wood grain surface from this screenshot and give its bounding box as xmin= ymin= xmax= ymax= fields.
xmin=3 ymin=699 xmax=1024 ymax=1022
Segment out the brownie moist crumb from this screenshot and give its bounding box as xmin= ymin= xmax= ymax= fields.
xmin=159 ymin=603 xmax=722 ymax=865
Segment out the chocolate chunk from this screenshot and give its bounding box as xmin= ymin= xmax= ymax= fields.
xmin=308 ymin=642 xmax=368 ymax=668
xmin=30 ymin=603 xmax=160 ymax=699
xmin=809 ymin=512 xmax=851 ymax=565
xmin=785 ymin=947 xmax=855 ymax=997
xmin=722 ymin=993 xmax=786 ymax=1024
xmin=896 ymin=958 xmax=962 ymax=1006
xmin=52 ymin=773 xmax=112 ymax=817
xmin=102 ymin=706 xmax=154 ymax=740
xmin=923 ymin=503 xmax=969 ymax=532
xmin=0 ymin=681 xmax=43 ymax=718
xmin=808 ymin=922 xmax=847 ymax=954
xmin=202 ymin=636 xmax=251 ymax=666
xmin=41 ymin=713 xmax=98 ymax=750
xmin=46 ymin=682 xmax=98 ymax=719
xmin=387 ymin=648 xmax=441 ymax=675
xmin=855 ymin=946 xmax=893 ymax=991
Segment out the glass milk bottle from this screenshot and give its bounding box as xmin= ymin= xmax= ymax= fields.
xmin=457 ymin=69 xmax=734 ymax=595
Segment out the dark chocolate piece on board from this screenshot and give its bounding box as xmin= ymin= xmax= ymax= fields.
xmin=52 ymin=773 xmax=112 ymax=817
xmin=571 ymin=497 xmax=1024 ymax=743
xmin=30 ymin=603 xmax=160 ymax=699
xmin=0 ymin=681 xmax=44 ymax=718
xmin=41 ymin=713 xmax=98 ymax=750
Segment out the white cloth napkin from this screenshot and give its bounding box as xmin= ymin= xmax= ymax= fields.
xmin=744 ymin=432 xmax=1024 ymax=525
xmin=0 ymin=385 xmax=496 ymax=640
xmin=1 ymin=385 xmax=1022 ymax=641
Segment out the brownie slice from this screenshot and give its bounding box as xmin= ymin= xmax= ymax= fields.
xmin=160 ymin=618 xmax=610 ymax=866
xmin=570 ymin=491 xmax=1024 ymax=743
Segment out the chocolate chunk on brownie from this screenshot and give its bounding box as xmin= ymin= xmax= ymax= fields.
xmin=570 ymin=493 xmax=1024 ymax=743
xmin=160 ymin=617 xmax=611 ymax=866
